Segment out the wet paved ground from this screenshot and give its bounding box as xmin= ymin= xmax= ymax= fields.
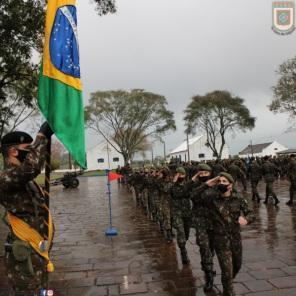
xmin=1 ymin=177 xmax=296 ymax=296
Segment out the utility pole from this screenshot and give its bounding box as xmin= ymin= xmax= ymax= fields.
xmin=106 ymin=139 xmax=111 ymax=170
xmin=151 ymin=146 xmax=154 ymax=164
xmin=186 ymin=132 xmax=190 ymax=163
xmin=160 ymin=138 xmax=166 ymax=162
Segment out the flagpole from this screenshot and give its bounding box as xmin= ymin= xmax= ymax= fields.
xmin=44 ymin=138 xmax=51 ymax=290
xmin=44 ymin=138 xmax=51 ymax=209
xmin=105 ymin=139 xmax=118 ymax=236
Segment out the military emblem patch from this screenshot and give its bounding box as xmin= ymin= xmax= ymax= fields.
xmin=272 ymin=1 xmax=295 ymax=35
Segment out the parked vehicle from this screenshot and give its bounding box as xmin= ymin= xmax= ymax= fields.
xmin=51 ymin=171 xmax=82 ymax=188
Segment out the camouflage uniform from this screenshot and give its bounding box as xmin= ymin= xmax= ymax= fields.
xmin=158 ymin=179 xmax=173 ymax=241
xmin=261 ymin=160 xmax=280 ymax=205
xmin=196 ymin=184 xmax=255 ymax=296
xmin=129 ymin=172 xmax=143 ymax=206
xmin=142 ymin=174 xmax=150 ymax=215
xmin=228 ymin=163 xmax=246 ymax=191
xmin=153 ymin=177 xmax=162 ymax=223
xmin=287 ymin=157 xmax=296 ymax=205
xmin=212 ymin=161 xmax=226 ymax=177
xmin=146 ymin=175 xmax=159 ymax=221
xmin=189 ymin=180 xmax=214 ymax=273
xmin=170 ymin=180 xmax=192 ymax=246
xmin=248 ymin=160 xmax=262 ymax=202
xmin=237 ymin=161 xmax=248 ymax=191
xmin=0 ymin=135 xmax=51 ymax=294
xmin=124 ymin=165 xmax=133 ymax=184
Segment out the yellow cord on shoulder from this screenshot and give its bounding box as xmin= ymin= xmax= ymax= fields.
xmin=7 ymin=210 xmax=54 ymax=272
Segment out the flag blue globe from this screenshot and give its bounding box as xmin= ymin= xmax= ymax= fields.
xmin=50 ymin=5 xmax=80 ymax=78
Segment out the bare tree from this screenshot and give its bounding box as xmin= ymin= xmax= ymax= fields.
xmin=85 ymin=89 xmax=176 ymax=165
xmin=184 ymin=91 xmax=255 ymax=159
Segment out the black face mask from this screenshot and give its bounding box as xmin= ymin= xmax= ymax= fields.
xmin=217 ymin=184 xmax=228 ymax=193
xmin=16 ymin=149 xmax=29 ymax=162
xmin=199 ymin=176 xmax=210 ymax=183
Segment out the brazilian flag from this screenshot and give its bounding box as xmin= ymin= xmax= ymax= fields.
xmin=38 ymin=0 xmax=86 ymax=168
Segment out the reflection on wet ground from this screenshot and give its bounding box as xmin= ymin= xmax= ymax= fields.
xmin=1 ymin=177 xmax=296 ymax=295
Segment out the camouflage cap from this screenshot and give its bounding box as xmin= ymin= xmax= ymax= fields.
xmin=176 ymin=167 xmax=186 ymax=175
xmin=1 ymin=131 xmax=33 ymax=152
xmin=197 ymin=163 xmax=212 ymax=172
xmin=219 ymin=172 xmax=234 ymax=184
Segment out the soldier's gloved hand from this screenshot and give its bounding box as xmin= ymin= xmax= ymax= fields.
xmin=39 ymin=122 xmax=54 ymax=139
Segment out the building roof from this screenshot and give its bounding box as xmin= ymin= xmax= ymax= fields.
xmin=277 ymin=148 xmax=296 ymax=155
xmin=170 ymin=135 xmax=202 ymax=154
xmin=87 ymin=140 xmax=119 ymax=153
xmin=239 ymin=142 xmax=273 ymax=155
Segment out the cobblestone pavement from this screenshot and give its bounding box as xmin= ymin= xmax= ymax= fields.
xmin=1 ymin=177 xmax=296 ymax=296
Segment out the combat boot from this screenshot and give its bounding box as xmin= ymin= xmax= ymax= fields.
xmin=264 ymin=188 xmax=269 ymax=204
xmin=179 ymin=244 xmax=190 ymax=265
xmin=164 ymin=229 xmax=173 ymax=243
xmin=203 ymin=271 xmax=214 ymax=292
xmin=274 ymin=196 xmax=280 ymax=206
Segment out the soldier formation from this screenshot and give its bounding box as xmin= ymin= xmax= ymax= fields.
xmin=120 ymin=154 xmax=296 ymax=296
xmin=1 ymin=123 xmax=296 ymax=296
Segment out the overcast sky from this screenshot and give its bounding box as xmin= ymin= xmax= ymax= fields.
xmin=76 ymin=0 xmax=296 ymax=157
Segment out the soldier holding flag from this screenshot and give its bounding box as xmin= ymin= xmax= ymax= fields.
xmin=0 ymin=0 xmax=86 ymax=293
xmin=0 ymin=123 xmax=54 ymax=295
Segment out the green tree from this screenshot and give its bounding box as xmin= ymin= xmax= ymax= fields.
xmin=270 ymin=56 xmax=296 ymax=126
xmin=184 ymin=90 xmax=255 ymax=159
xmin=93 ymin=0 xmax=116 ymax=15
xmin=0 ymin=0 xmax=44 ymax=138
xmin=0 ymin=0 xmax=115 ymax=139
xmin=85 ymin=89 xmax=176 ymax=165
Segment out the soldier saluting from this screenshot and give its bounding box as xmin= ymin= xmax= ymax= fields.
xmin=190 ymin=164 xmax=215 ymax=292
xmin=0 ymin=122 xmax=54 ymax=295
xmin=170 ymin=167 xmax=192 ymax=264
xmin=192 ymin=172 xmax=255 ymax=296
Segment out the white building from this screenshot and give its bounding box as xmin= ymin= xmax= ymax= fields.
xmin=277 ymin=148 xmax=296 ymax=156
xmin=169 ymin=135 xmax=229 ymax=162
xmin=86 ymin=141 xmax=124 ymax=171
xmin=239 ymin=141 xmax=287 ymax=158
